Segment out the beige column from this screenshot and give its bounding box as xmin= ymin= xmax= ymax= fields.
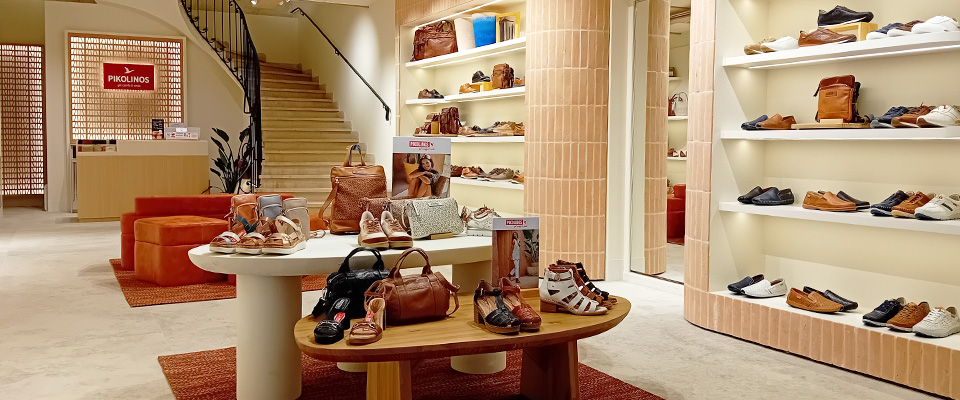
xmin=643 ymin=0 xmax=670 ymax=275
xmin=525 ymin=0 xmax=610 ymax=279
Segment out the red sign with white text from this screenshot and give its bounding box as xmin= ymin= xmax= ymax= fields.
xmin=103 ymin=63 xmax=155 ymax=90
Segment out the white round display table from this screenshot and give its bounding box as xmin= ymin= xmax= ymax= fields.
xmin=188 ymin=234 xmax=502 ymax=400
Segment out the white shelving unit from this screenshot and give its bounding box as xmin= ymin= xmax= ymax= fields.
xmin=718 ymin=202 xmax=960 ymax=236
xmin=450 ymin=177 xmax=523 ymax=190
xmin=667 ymin=115 xmax=688 ymax=121
xmin=669 ymin=76 xmax=680 ymax=81
xmin=720 ymin=127 xmax=960 ymax=140
xmin=451 ymin=136 xmax=524 ymax=143
xmin=405 ymin=37 xmax=526 ymax=69
xmin=667 ymin=156 xmax=687 ymax=161
xmin=404 ymin=87 xmax=526 ymax=105
xmin=723 ymin=32 xmax=960 ymax=69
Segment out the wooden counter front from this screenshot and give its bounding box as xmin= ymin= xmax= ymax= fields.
xmin=76 ymin=140 xmax=209 ymax=221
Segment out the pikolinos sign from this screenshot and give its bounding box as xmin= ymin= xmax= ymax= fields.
xmin=103 ymin=63 xmax=155 ymax=90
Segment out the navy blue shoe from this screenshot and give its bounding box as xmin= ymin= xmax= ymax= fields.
xmin=870 ymin=190 xmax=912 ymax=216
xmin=752 ymin=188 xmax=794 ymax=206
xmin=818 ymin=6 xmax=874 ymax=27
xmin=867 ymin=22 xmax=903 ymax=40
xmin=870 ymin=106 xmax=909 ymax=128
xmin=728 ymin=274 xmax=764 ymax=294
xmin=741 ymin=115 xmax=768 ymax=131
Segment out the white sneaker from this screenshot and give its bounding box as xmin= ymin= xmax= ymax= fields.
xmin=918 ymin=105 xmax=960 ymax=127
xmin=742 ymin=279 xmax=788 ymax=298
xmin=913 ymin=307 xmax=960 ymax=338
xmin=911 ymin=16 xmax=960 ymax=34
xmin=761 ymin=36 xmax=799 ymax=52
xmin=914 ymin=194 xmax=960 ymax=221
xmin=461 ymin=206 xmax=500 ymax=236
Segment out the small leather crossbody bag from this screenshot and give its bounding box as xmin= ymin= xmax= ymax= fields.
xmin=365 ymin=248 xmax=460 ymax=325
xmin=405 ymin=197 xmax=464 ymax=239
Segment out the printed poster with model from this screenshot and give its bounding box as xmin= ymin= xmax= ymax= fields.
xmin=392 ymin=137 xmax=452 ymax=198
xmin=492 ymin=217 xmax=540 ymax=289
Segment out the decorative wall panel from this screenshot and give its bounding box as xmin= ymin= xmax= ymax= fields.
xmin=68 ymin=33 xmax=184 ymax=140
xmin=0 ymin=44 xmax=45 ymax=195
xmin=644 ymin=0 xmax=669 ymax=275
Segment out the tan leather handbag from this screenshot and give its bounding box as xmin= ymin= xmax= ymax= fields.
xmin=492 ymin=63 xmax=515 ymax=89
xmin=365 ymin=248 xmax=460 ymax=325
xmin=815 ymin=75 xmax=861 ymax=123
xmin=439 ymin=107 xmax=460 ymax=135
xmin=318 ymin=145 xmax=388 ymax=234
xmin=411 ymin=21 xmax=458 ymax=61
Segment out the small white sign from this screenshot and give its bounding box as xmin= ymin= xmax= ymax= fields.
xmin=164 ymin=126 xmax=199 ymax=140
xmin=393 ymin=136 xmax=451 ymax=154
xmin=493 ymin=217 xmax=540 ymax=230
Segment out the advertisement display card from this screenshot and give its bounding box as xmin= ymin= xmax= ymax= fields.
xmin=392 ymin=137 xmax=452 ymax=198
xmin=492 ymin=217 xmax=540 ymax=289
xmin=151 ymin=119 xmax=164 ymax=140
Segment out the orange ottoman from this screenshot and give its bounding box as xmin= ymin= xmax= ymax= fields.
xmin=134 ymin=216 xmax=228 ymax=286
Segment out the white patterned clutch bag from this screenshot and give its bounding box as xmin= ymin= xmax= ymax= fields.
xmin=405 ymin=197 xmax=465 ymax=239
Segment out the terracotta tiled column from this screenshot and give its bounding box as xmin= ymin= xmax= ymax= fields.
xmin=525 ymin=0 xmax=610 ymax=279
xmin=644 ymin=0 xmax=670 ymax=275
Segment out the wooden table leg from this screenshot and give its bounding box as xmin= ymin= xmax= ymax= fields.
xmin=366 ymin=360 xmax=412 ymax=400
xmin=519 ymin=341 xmax=579 ymax=400
xmin=450 ymin=260 xmax=507 ymax=374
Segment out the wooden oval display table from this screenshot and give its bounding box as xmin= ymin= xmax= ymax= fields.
xmin=295 ymin=296 xmax=630 ymax=400
xmin=188 ymin=234 xmax=495 ymax=400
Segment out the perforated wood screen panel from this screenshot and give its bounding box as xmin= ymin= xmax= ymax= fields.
xmin=68 ymin=33 xmax=184 ymax=140
xmin=0 ymin=44 xmax=46 ymax=195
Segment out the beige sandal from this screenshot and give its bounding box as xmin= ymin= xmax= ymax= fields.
xmin=347 ymin=298 xmax=385 ymax=345
xmin=262 ymin=216 xmax=307 ymax=255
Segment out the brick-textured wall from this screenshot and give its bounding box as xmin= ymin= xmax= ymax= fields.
xmin=525 ymin=0 xmax=610 ymax=278
xmin=643 ymin=0 xmax=669 ymax=275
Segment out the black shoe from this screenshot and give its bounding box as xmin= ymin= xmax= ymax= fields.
xmin=472 ymin=71 xmax=491 ymax=83
xmin=803 ymin=287 xmax=858 ymax=311
xmin=863 ymin=297 xmax=906 ymax=327
xmin=870 ymin=106 xmax=908 ymax=128
xmin=430 ymin=89 xmax=444 ymax=99
xmin=836 ymin=191 xmax=869 ymax=210
xmin=738 ymin=186 xmax=772 ymax=204
xmin=741 ymin=115 xmax=768 ymax=131
xmin=314 ymin=297 xmax=351 ymax=345
xmin=870 ymin=190 xmax=911 ymax=216
xmin=728 ymin=274 xmax=764 ymax=294
xmin=751 ymin=188 xmax=794 ymax=205
xmin=818 ymin=6 xmax=874 ymax=27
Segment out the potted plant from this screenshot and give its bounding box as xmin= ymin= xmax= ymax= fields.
xmin=209 ymin=127 xmax=252 ymax=193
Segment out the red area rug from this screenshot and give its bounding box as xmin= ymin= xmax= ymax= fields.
xmin=667 ymin=237 xmax=685 ymax=246
xmin=158 ymin=347 xmax=663 ymax=400
xmin=109 ymin=259 xmax=325 ymax=307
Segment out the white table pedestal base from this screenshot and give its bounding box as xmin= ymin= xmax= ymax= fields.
xmin=236 ymin=275 xmax=303 ymax=400
xmin=450 ymin=260 xmax=507 ymax=374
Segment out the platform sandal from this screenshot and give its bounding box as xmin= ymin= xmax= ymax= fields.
xmin=209 ymin=194 xmax=259 ymax=253
xmin=282 ymin=197 xmax=313 ymax=239
xmin=540 ymin=264 xmax=608 ymax=316
xmin=347 ymin=298 xmax=386 ymax=345
xmin=557 ymin=259 xmax=617 ymax=306
xmin=262 ymin=216 xmax=307 ymax=255
xmin=499 ymin=277 xmax=541 ymax=332
xmin=314 ymin=297 xmax=351 ymax=345
xmin=474 ymin=280 xmax=521 ymax=334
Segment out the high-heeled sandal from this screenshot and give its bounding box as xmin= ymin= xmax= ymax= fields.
xmin=314 ymin=297 xmax=351 ymax=345
xmin=474 ymin=280 xmax=521 ymax=334
xmin=348 ymin=298 xmax=386 ymax=345
xmin=499 ymin=277 xmax=541 ymax=332
xmin=540 ymin=264 xmax=608 ymax=316
xmin=210 ymin=194 xmax=259 ymax=253
xmin=557 ymin=259 xmax=617 ymax=306
xmin=262 ymin=216 xmax=307 ymax=255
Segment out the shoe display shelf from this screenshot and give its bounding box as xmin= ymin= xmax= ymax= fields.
xmin=667 ymin=156 xmax=687 ymax=161
xmin=398 ymin=0 xmax=528 ymax=216
xmin=667 ymin=115 xmax=688 ymax=121
xmin=668 ymin=34 xmax=690 ymax=188
xmin=702 ymin=1 xmax=960 ymax=397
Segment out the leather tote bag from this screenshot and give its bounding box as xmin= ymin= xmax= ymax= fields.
xmin=318 ymin=145 xmax=388 ymax=234
xmin=814 ymin=75 xmax=861 ymax=123
xmin=412 ymin=21 xmax=458 ymax=61
xmin=312 ymin=247 xmax=389 ymax=319
xmin=405 ymin=197 xmax=464 ymax=239
xmin=365 ymin=248 xmax=460 ymax=325
xmin=439 ymin=107 xmax=460 ymax=135
xmin=492 ymin=63 xmax=515 ymax=89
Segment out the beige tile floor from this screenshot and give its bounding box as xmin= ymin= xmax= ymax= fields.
xmin=0 ymin=208 xmax=937 ymax=399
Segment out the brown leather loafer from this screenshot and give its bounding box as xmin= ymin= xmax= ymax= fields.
xmin=802 ymin=191 xmax=857 ymax=212
xmin=892 ymin=105 xmax=933 ymax=128
xmin=757 ymin=114 xmax=797 ymax=130
xmin=787 ymin=288 xmax=843 ymax=313
xmin=799 ymin=27 xmax=857 ymax=47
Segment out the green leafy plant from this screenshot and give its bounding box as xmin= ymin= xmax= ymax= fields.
xmin=523 ymin=229 xmax=539 ymax=265
xmin=209 ymin=127 xmax=252 ymax=193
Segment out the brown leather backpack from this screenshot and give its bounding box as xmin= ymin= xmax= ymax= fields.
xmin=492 ymin=63 xmax=515 ymax=89
xmin=814 ymin=75 xmax=862 ymax=123
xmin=439 ymin=107 xmax=460 ymax=134
xmin=411 ymin=21 xmax=458 ymax=61
xmin=318 ymin=145 xmax=388 ymax=234
xmin=365 ymin=248 xmax=460 ymax=325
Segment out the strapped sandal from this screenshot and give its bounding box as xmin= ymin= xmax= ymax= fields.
xmin=558 ymin=259 xmax=617 ymax=306
xmin=348 ymin=297 xmax=386 ymax=345
xmin=210 ymin=195 xmax=260 ymax=253
xmin=262 ymin=216 xmax=307 ymax=255
xmin=539 ymin=264 xmax=607 ymax=316
xmin=474 ymin=280 xmax=521 ymax=334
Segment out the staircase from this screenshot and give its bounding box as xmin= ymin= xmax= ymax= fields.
xmin=258 ymin=61 xmax=362 ymax=211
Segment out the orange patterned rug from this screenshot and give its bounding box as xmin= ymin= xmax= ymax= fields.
xmin=158 ymin=347 xmax=663 ymax=400
xmin=109 ymin=259 xmax=325 ymax=307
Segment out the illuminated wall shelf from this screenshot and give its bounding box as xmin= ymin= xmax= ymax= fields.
xmin=451 ymin=177 xmax=523 ymax=190
xmin=718 ymin=202 xmax=960 ymax=236
xmin=722 ymin=32 xmax=960 ymax=69
xmin=667 ymin=156 xmax=686 ymax=161
xmin=720 ymin=127 xmax=960 ymax=140
xmin=404 ymin=87 xmax=525 ymax=105
xmin=668 ymin=116 xmax=688 ymax=121
xmin=451 ymin=136 xmax=524 ymax=143
xmin=405 ymin=36 xmax=526 ymax=69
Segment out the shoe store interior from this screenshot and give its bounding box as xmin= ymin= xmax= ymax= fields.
xmin=1 ymin=0 xmax=958 ymax=399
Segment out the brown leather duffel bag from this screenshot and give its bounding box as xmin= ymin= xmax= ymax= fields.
xmin=318 ymin=145 xmax=387 ymax=234
xmin=412 ymin=21 xmax=458 ymax=61
xmin=365 ymin=248 xmax=460 ymax=325
xmin=492 ymin=63 xmax=515 ymax=89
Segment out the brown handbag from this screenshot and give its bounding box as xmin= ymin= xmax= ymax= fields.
xmin=491 ymin=63 xmax=515 ymax=89
xmin=411 ymin=21 xmax=458 ymax=61
xmin=439 ymin=107 xmax=460 ymax=134
xmin=365 ymin=248 xmax=460 ymax=325
xmin=814 ymin=75 xmax=861 ymax=123
xmin=318 ymin=145 xmax=388 ymax=234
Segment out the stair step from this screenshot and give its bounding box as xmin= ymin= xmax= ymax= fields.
xmin=260 ymin=176 xmax=332 ymax=189
xmin=262 ymin=79 xmax=325 ymax=91
xmin=263 ymin=97 xmax=335 ymax=106
xmin=261 ymin=88 xmax=329 ymax=100
xmin=262 ymin=120 xmax=350 ymax=130
xmin=263 ymin=138 xmax=356 ymax=143
xmin=260 ymin=62 xmax=302 ymax=73
xmin=262 ymin=132 xmax=357 ymax=140
xmin=262 ymin=117 xmax=345 ymax=122
xmin=261 ymin=69 xmax=313 ymax=80
xmin=261 ymin=108 xmax=342 ymax=118
xmin=264 ymin=142 xmax=357 ymax=151
xmin=262 ymin=127 xmax=352 ymax=133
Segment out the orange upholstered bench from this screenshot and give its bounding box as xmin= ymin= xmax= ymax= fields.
xmin=134 ymin=216 xmax=229 ymax=287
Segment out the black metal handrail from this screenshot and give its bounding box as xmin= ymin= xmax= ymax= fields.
xmin=180 ymin=0 xmax=262 ymax=190
xmin=291 ymin=7 xmax=391 ymax=121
